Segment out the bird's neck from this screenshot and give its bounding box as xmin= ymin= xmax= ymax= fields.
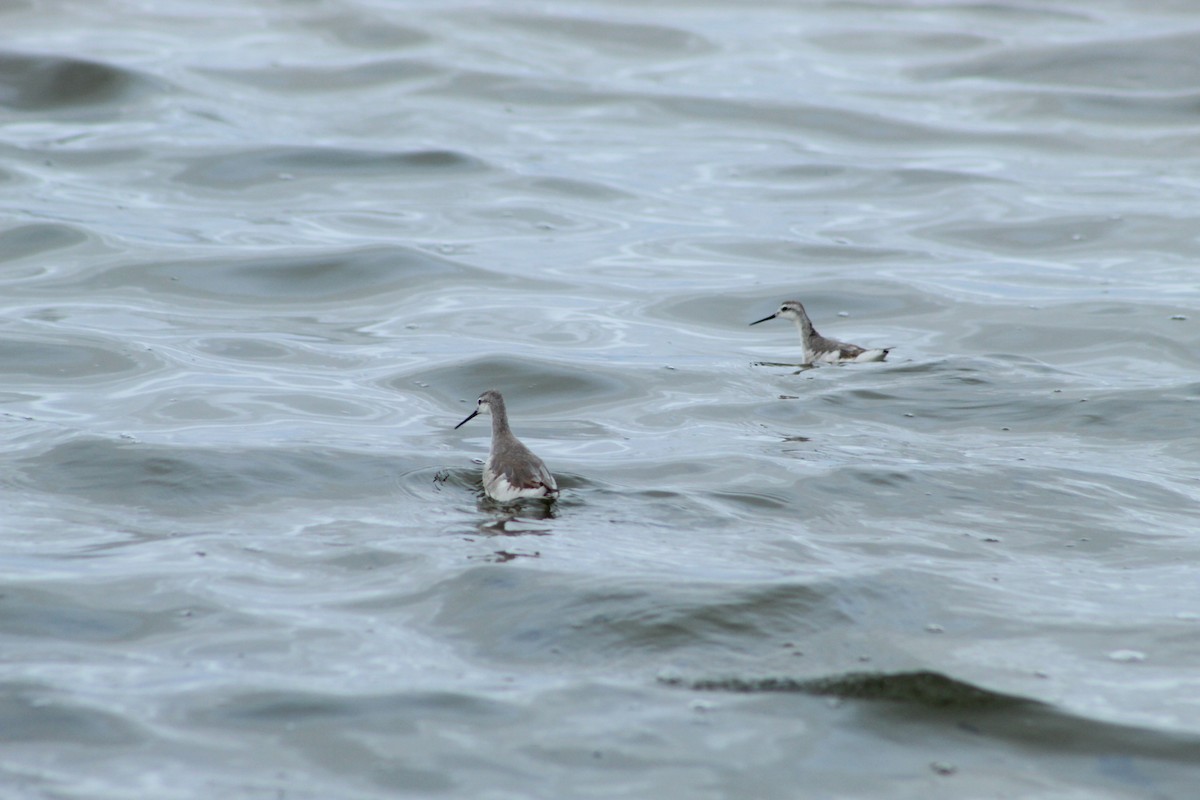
xmin=792 ymin=316 xmax=817 ymax=340
xmin=490 ymin=408 xmax=512 ymax=438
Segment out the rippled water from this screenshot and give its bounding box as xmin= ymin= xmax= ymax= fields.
xmin=4 ymin=0 xmax=1200 ymax=797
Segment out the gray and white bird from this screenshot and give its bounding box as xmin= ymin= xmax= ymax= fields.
xmin=454 ymin=390 xmax=558 ymax=503
xmin=751 ymin=299 xmax=889 ymax=365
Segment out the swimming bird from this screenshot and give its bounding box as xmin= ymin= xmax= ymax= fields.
xmin=750 ymin=299 xmax=889 ymax=365
xmin=454 ymin=389 xmax=558 ymax=503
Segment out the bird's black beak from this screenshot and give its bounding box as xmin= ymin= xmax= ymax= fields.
xmin=749 ymin=313 xmax=777 ymax=326
xmin=454 ymin=409 xmax=480 ymax=429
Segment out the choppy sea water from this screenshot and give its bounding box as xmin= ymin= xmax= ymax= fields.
xmin=3 ymin=0 xmax=1200 ymax=797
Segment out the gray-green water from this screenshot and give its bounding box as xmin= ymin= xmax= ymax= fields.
xmin=3 ymin=1 xmax=1200 ymax=797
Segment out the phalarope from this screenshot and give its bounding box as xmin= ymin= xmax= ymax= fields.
xmin=455 ymin=390 xmax=558 ymax=503
xmin=751 ymin=300 xmax=889 ymax=365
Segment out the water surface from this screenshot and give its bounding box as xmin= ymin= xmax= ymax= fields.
xmin=3 ymin=1 xmax=1200 ymax=797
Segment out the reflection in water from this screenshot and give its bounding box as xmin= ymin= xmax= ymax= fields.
xmin=468 ymin=505 xmax=554 ymax=563
xmin=473 ymin=549 xmax=541 ymax=564
xmin=476 ymin=502 xmax=557 ymax=534
xmin=753 ymin=361 xmax=816 ymax=372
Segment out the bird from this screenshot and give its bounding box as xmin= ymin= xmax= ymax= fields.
xmin=454 ymin=389 xmax=558 ymax=503
xmin=750 ymin=299 xmax=889 ymax=365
